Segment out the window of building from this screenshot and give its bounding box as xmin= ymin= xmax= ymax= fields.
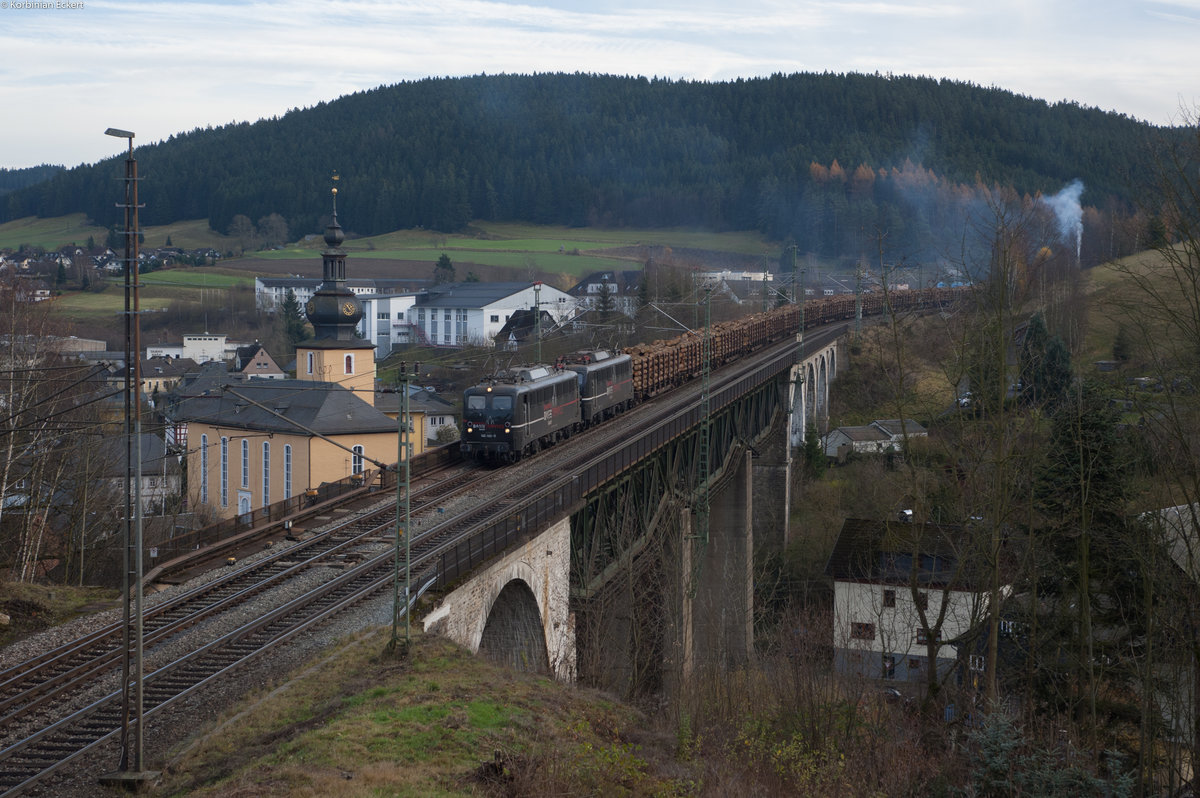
xmin=915 ymin=591 xmax=928 ymax=611
xmin=377 ymin=312 xmax=389 ymax=320
xmin=850 ymin=622 xmax=875 ymax=641
xmin=220 ymin=437 xmax=229 ymax=507
xmin=916 ymin=629 xmax=942 ymax=645
xmin=490 ymin=314 xmax=499 ymax=323
xmin=969 ymin=654 xmax=985 ymax=672
xmin=306 ymin=352 xmax=314 ymax=375
xmin=352 ymin=445 xmax=364 ymax=474
xmin=200 ymin=434 xmax=209 ymax=503
xmin=882 ymin=655 xmax=896 ymax=679
xmin=262 ymin=441 xmax=270 ymax=507
xmin=908 ymin=658 xmax=922 ymax=671
xmin=883 ymin=589 xmax=896 ymax=608
xmin=344 ymin=354 xmax=354 ymax=374
xmin=241 ymin=439 xmax=249 ymax=488
xmin=284 ymin=444 xmax=292 ymax=499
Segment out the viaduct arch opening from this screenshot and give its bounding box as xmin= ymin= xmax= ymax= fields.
xmin=477 ymin=578 xmax=550 ymax=673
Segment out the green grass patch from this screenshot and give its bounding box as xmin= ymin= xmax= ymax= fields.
xmin=0 ymin=214 xmax=108 ymax=250
xmin=140 ymin=218 xmax=234 ymax=250
xmin=137 ymin=267 xmax=254 ymax=289
xmin=159 ymin=631 xmax=686 ymax=798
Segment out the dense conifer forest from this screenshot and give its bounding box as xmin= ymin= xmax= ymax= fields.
xmin=0 ymin=165 xmax=64 ymax=196
xmin=1 ymin=72 xmax=1171 ymax=263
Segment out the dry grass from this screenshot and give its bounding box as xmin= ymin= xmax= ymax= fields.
xmin=158 ymin=629 xmax=692 ymax=797
xmin=0 ymin=581 xmax=119 ymax=648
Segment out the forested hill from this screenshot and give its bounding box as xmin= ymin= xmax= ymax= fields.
xmin=1 ymin=72 xmax=1167 ymax=259
xmin=0 ymin=165 xmax=64 ymax=197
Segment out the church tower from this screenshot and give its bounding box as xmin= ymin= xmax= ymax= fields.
xmin=296 ymin=175 xmax=377 ymax=403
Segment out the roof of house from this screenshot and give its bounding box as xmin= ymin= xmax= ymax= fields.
xmin=414 ymin=281 xmax=567 ymax=309
xmin=171 ymin=378 xmax=395 ymax=436
xmin=824 ymin=518 xmax=981 ymax=589
xmin=873 ymin=418 xmax=928 ymax=437
xmin=831 ymin=425 xmax=891 ymax=443
xmin=568 ymin=271 xmax=641 ymax=297
xmin=95 ymin=433 xmax=180 ymax=478
xmin=373 ymin=386 xmax=457 ymax=416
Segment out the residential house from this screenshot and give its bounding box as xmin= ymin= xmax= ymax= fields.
xmin=375 ymin=386 xmax=457 ymax=445
xmin=568 ymin=270 xmax=640 ymax=318
xmin=823 ymin=418 xmax=927 ymax=460
xmin=94 ymin=434 xmax=183 ymax=515
xmin=826 ymin=518 xmax=995 ymax=686
xmin=232 ymin=343 xmax=286 ymax=379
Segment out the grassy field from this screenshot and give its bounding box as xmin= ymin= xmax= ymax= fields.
xmin=0 ymin=214 xmax=109 ymax=251
xmin=4 ymin=213 xmax=779 ymax=277
xmin=248 ymin=220 xmax=778 ymax=277
xmin=47 ymin=267 xmax=255 ymax=323
xmin=0 ymin=215 xmax=234 ymax=252
xmin=139 ymin=218 xmax=235 ymax=250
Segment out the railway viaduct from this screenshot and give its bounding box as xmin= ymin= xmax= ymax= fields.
xmin=421 ymin=327 xmax=845 ymax=692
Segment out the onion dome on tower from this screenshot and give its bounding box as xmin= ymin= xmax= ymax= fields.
xmin=305 ymin=174 xmax=364 ymax=341
xmin=296 ymin=174 xmax=376 ymax=401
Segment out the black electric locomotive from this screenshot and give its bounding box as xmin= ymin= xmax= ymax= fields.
xmin=560 ymin=349 xmax=634 ymax=426
xmin=460 ymin=365 xmax=580 ymax=463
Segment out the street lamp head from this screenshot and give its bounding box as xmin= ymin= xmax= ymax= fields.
xmin=104 ymin=127 xmax=135 ymax=139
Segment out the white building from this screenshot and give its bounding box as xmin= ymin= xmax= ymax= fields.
xmin=255 ymin=277 xmax=422 ymax=312
xmin=357 ymin=281 xmax=577 ymax=354
xmin=825 ymin=518 xmax=993 ymax=685
xmin=357 ymin=293 xmax=420 ymax=358
xmin=147 ymin=334 xmax=232 ymax=364
xmin=823 ymin=418 xmax=927 ymax=460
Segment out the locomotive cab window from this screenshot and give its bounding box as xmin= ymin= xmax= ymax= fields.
xmin=467 ymin=395 xmax=486 ymax=411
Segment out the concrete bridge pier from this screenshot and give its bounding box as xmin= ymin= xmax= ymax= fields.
xmin=681 ymin=449 xmax=755 ymax=679
xmin=422 ymin=517 xmax=575 ymax=680
xmin=752 ymin=409 xmax=792 ymax=550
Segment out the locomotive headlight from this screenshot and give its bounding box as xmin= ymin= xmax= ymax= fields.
xmin=466 ymin=425 xmax=474 ymax=434
xmin=504 ymin=426 xmax=511 ymax=434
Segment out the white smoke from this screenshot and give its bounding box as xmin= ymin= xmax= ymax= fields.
xmin=1041 ymin=179 xmax=1084 ymax=261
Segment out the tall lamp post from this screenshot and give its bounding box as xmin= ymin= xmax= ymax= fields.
xmin=101 ymin=127 xmax=152 ymax=785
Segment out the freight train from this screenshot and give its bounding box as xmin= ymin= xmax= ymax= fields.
xmin=460 ymin=287 xmax=963 ymax=463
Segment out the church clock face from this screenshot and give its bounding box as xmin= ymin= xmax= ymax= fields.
xmin=342 ymin=301 xmax=356 ymax=316
xmin=305 ymin=300 xmax=316 ymax=314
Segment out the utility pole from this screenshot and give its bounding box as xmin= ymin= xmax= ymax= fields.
xmin=389 ymin=361 xmax=418 ymax=655
xmin=791 ymin=266 xmax=807 ymax=449
xmin=101 ymin=126 xmax=154 ymax=787
xmin=696 ymin=282 xmax=712 ymax=547
xmin=533 ymin=281 xmax=543 ymax=363
xmin=854 ymin=258 xmax=864 ymax=341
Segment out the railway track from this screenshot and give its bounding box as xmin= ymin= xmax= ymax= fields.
xmin=0 ymin=322 xmax=854 ymax=796
xmin=0 ymin=461 xmax=480 ymax=796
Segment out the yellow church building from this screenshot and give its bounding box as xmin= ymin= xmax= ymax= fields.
xmin=175 ymin=183 xmax=410 ymax=521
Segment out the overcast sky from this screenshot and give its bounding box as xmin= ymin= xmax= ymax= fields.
xmin=1 ymin=0 xmax=1196 ymax=170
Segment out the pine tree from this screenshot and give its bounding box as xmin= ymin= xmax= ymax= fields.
xmin=282 ymin=288 xmax=309 ymax=346
xmin=434 ymin=253 xmax=455 ymax=285
xmin=596 ymin=280 xmax=616 ymax=314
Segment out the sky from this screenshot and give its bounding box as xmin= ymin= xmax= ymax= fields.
xmin=1 ymin=0 xmax=1197 ymax=170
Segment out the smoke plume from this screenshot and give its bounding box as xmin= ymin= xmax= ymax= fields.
xmin=1041 ymin=179 xmax=1084 ymax=260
